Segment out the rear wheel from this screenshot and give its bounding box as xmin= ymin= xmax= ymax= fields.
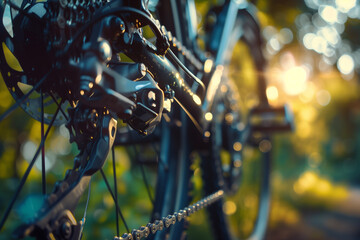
xmin=0 ymin=2 xmax=193 ymax=239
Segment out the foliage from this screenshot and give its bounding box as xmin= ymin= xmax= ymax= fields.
xmin=0 ymin=0 xmax=359 ymax=239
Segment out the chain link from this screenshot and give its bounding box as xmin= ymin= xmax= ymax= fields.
xmin=49 ymin=3 xmax=212 ymax=239
xmin=152 ymin=19 xmax=203 ymax=71
xmin=114 ymin=190 xmax=224 ymax=240
xmin=163 ymin=27 xmax=204 ymax=71
xmin=112 ymin=13 xmax=216 ymax=240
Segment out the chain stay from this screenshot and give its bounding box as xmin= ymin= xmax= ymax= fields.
xmin=115 ymin=190 xmax=224 ymax=240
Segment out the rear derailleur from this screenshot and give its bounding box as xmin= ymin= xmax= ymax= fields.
xmin=15 ymin=106 xmax=117 ymax=240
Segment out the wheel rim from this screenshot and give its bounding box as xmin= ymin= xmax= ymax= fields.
xmin=201 ymin=13 xmax=271 ymax=240
xmin=201 ymin=85 xmax=271 ymax=240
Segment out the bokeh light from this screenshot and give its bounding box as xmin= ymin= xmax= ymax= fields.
xmin=337 ymin=54 xmax=355 ymax=75
xmin=319 ymin=5 xmax=339 ymax=24
xmin=223 ymin=201 xmax=237 ymax=215
xmin=266 ymin=86 xmax=279 ymax=101
xmin=278 ymin=28 xmax=294 ymax=44
xmin=298 ymin=82 xmax=316 ymax=103
xmin=21 ymin=140 xmax=56 ymax=172
xmin=281 ymin=66 xmax=309 ymax=96
xmin=335 ymin=0 xmax=357 ymax=13
xmin=316 ymin=89 xmax=331 ymax=106
xmin=318 ymin=26 xmax=340 ymax=47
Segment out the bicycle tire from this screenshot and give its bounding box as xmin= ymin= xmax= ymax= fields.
xmin=149 ymin=110 xmax=193 ymax=240
xmin=148 ymin=1 xmax=197 ymax=238
xmin=202 ymin=134 xmax=271 ymax=240
xmin=200 ymin=7 xmax=271 ymax=240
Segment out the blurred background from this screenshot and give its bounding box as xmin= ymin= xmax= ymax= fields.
xmin=190 ymin=0 xmax=360 ymax=239
xmin=256 ymin=0 xmax=360 ymax=239
xmin=0 ymin=0 xmax=360 ymax=239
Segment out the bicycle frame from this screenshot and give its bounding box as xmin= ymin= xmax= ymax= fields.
xmin=0 ymin=1 xmax=294 ymax=239
xmin=133 ymin=0 xmax=267 ymax=133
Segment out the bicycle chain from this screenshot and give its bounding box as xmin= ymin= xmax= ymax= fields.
xmin=137 ymin=17 xmax=204 ymax=71
xmin=47 ymin=3 xmax=211 ymax=239
xmin=114 ymin=190 xmax=224 ymax=240
xmin=159 ymin=24 xmax=204 ymax=71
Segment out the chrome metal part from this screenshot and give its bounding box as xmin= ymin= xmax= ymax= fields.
xmin=114 ymin=190 xmax=224 ymax=240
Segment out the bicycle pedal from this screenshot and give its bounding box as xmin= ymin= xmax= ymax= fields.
xmin=250 ymin=104 xmax=294 ymax=133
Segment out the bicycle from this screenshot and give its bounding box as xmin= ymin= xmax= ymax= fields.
xmin=0 ymin=0 xmax=293 ymax=239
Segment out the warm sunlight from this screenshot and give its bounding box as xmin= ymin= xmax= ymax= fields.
xmin=281 ymin=66 xmax=309 ymax=95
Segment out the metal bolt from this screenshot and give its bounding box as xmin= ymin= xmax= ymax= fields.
xmin=99 ymin=40 xmax=112 ymax=62
xmin=60 ymin=221 xmax=72 ymax=239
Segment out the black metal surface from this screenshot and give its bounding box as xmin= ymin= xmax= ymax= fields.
xmin=123 ymin=31 xmax=204 ymax=127
xmin=15 ymin=113 xmax=117 ymax=239
xmin=0 ymin=0 xmax=295 ymax=239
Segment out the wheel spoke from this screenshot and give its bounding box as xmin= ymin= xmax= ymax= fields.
xmin=49 ymin=92 xmax=69 ymax=121
xmin=41 ymin=91 xmax=46 ymax=195
xmin=79 ymin=177 xmax=92 ymax=240
xmin=151 ymin=143 xmax=168 ymax=170
xmin=100 ymin=169 xmax=130 ymax=233
xmin=0 ymin=71 xmax=50 ymax=122
xmin=112 ymin=146 xmax=120 ymax=237
xmin=0 ymin=101 xmax=61 ymax=231
xmin=134 ymin=146 xmax=154 ymax=206
xmin=140 ymin=163 xmax=154 ymax=205
xmin=6 ymin=0 xmax=32 ymax=18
